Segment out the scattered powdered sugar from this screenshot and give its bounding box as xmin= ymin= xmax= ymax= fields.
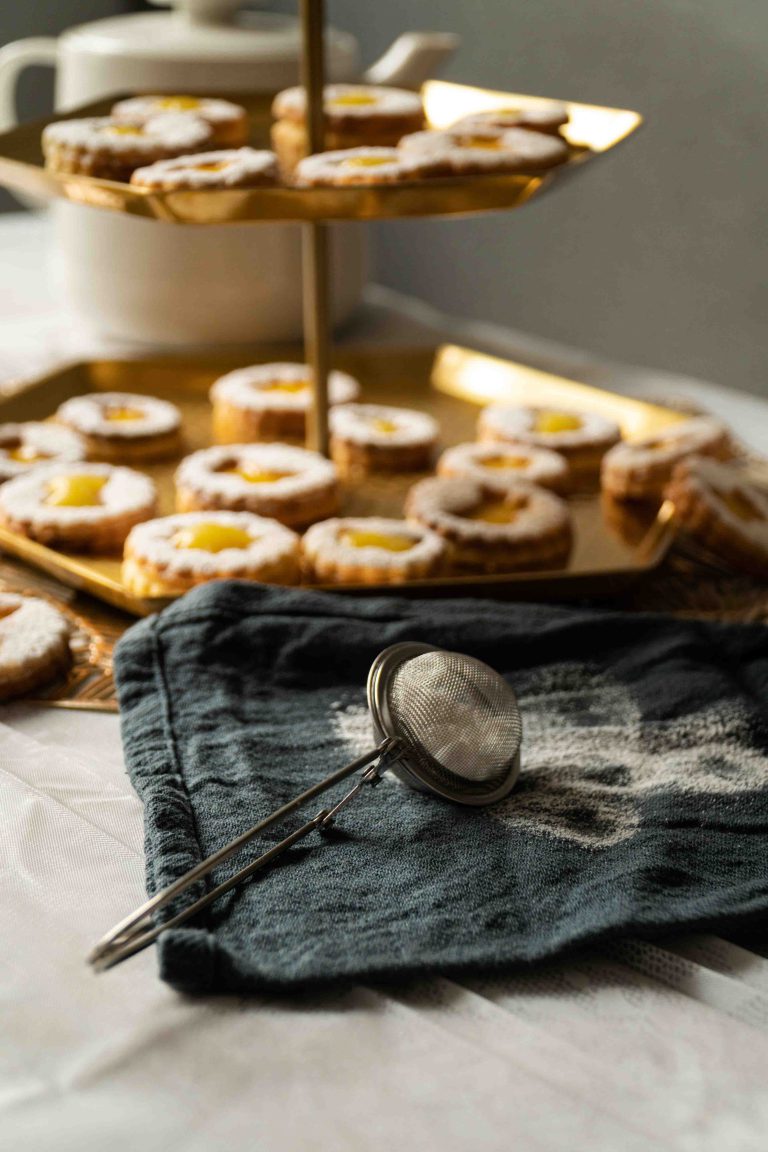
xmin=43 ymin=114 xmax=212 ymax=154
xmin=125 ymin=510 xmax=299 ymax=576
xmin=0 ymin=462 xmax=156 ymax=526
xmin=273 ymin=84 xmax=423 ymax=123
xmin=399 ymin=126 xmax=568 ymax=171
xmin=330 ymin=403 xmax=438 ymax=447
xmin=112 ymin=95 xmax=245 ymax=127
xmin=295 ymin=147 xmax=429 ymax=185
xmin=176 ymin=443 xmax=337 ymax=501
xmin=0 ymin=422 xmax=85 ymax=481
xmin=437 ymin=440 xmax=569 ymax=491
xmin=303 ymin=516 xmax=445 ymax=570
xmin=210 ymin=363 xmax=360 ymax=412
xmin=602 ymin=417 xmax=729 ymax=473
xmin=0 ymin=593 xmax=70 ymax=671
xmin=132 ymin=148 xmax=278 ymax=189
xmin=450 ymin=104 xmax=569 ymax=132
xmin=406 ymin=475 xmax=571 ymax=542
xmin=56 ymin=392 xmax=181 ymax=440
xmin=478 ymin=404 xmax=620 ymax=451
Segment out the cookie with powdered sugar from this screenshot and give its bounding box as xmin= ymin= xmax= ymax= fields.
xmin=0 ymin=593 xmax=72 ymax=701
xmin=123 ymin=511 xmax=300 ymax=598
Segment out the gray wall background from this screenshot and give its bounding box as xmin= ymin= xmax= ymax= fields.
xmin=2 ymin=1 xmax=766 ymax=397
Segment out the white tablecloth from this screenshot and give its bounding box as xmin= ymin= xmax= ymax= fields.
xmin=2 ymin=212 xmax=768 ymax=1152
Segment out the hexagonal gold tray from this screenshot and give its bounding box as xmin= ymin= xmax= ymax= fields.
xmin=0 ymin=82 xmax=641 ymax=223
xmin=0 ymin=344 xmax=680 ymax=615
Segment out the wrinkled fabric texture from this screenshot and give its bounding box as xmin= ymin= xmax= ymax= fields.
xmin=115 ymin=581 xmax=768 ymax=995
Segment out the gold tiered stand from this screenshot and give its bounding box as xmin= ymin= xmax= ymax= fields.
xmin=0 ymin=3 xmax=658 ymax=613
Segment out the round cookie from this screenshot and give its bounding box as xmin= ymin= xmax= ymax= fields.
xmin=302 ymin=516 xmax=447 ymax=585
xmin=295 ymin=146 xmax=438 ymax=186
xmin=478 ymin=404 xmax=621 ymax=489
xmin=271 ymin=84 xmax=424 ymax=175
xmin=399 ymin=126 xmax=569 ymax=174
xmin=112 ymin=96 xmax=249 ymax=147
xmin=175 ymin=443 xmax=339 ymax=528
xmin=0 ymin=423 xmax=85 ymax=483
xmin=211 ymin=362 xmax=360 ymax=444
xmin=123 ymin=511 xmax=301 ymax=598
xmin=450 ymin=103 xmax=569 ymax=136
xmin=55 ymin=392 xmax=182 ymax=462
xmin=330 ymin=403 xmax=438 ymax=474
xmin=42 ymin=114 xmax=213 ymax=182
xmin=406 ymin=475 xmax=573 ymax=572
xmin=601 ymin=417 xmax=733 ymax=501
xmin=0 ymin=593 xmax=72 ymax=701
xmin=437 ymin=441 xmax=570 ymax=494
xmin=664 ymin=457 xmax=768 ymax=579
xmin=131 ymin=148 xmax=278 ymax=190
xmin=0 ymin=462 xmax=157 ymax=553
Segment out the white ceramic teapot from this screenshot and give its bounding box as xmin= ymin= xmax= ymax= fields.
xmin=0 ymin=0 xmax=457 ymax=346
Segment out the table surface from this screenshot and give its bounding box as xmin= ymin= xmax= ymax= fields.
xmin=2 ymin=211 xmax=768 ymax=1152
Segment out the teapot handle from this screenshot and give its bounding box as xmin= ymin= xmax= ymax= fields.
xmin=363 ymin=32 xmax=459 ymax=90
xmin=0 ymin=38 xmax=58 ymax=132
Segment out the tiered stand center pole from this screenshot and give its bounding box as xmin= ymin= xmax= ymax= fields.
xmin=300 ymin=0 xmax=331 ymax=456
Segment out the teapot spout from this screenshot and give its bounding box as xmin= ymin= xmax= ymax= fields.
xmin=363 ymin=32 xmax=459 ymax=90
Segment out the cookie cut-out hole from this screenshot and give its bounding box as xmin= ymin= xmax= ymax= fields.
xmin=467 ymin=496 xmax=528 ymax=524
xmin=481 ymin=454 xmax=531 ymax=470
xmin=172 ymin=523 xmax=253 ymax=553
xmin=45 ymin=474 xmax=106 ymax=508
xmin=340 ymin=528 xmax=415 ymax=553
xmin=535 ymin=411 xmax=583 ymax=434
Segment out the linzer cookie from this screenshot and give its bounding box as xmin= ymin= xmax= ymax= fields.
xmin=601 ymin=417 xmax=733 ymax=501
xmin=0 ymin=462 xmax=157 ymax=553
xmin=302 ymin=516 xmax=447 ymax=585
xmin=437 ymin=441 xmax=570 ymax=494
xmin=330 ymin=403 xmax=438 ymax=475
xmin=450 ymin=103 xmax=569 ymax=136
xmin=211 ymin=362 xmax=360 ymax=443
xmin=478 ymin=404 xmax=621 ymax=488
xmin=0 ymin=422 xmax=85 ymax=482
xmin=175 ymin=443 xmax=338 ymax=528
xmin=123 ymin=511 xmax=301 ymax=598
xmin=406 ymin=475 xmax=573 ymax=572
xmin=664 ymin=457 xmax=768 ymax=579
xmin=295 ymin=146 xmax=437 ymax=186
xmin=111 ymin=95 xmax=249 ymax=147
xmin=0 ymin=593 xmax=72 ymax=701
xmin=42 ymin=114 xmax=213 ymax=182
xmin=399 ymin=126 xmax=569 ymax=174
xmin=131 ymin=148 xmax=278 ymax=191
xmin=55 ymin=392 xmax=182 ymax=462
xmin=272 ymin=84 xmax=424 ymax=175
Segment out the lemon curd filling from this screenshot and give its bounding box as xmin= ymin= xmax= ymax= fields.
xmin=466 ymin=498 xmax=526 ymax=525
xmin=722 ymin=490 xmax=764 ymax=523
xmin=340 ymin=528 xmax=414 ymax=552
xmin=481 ymin=454 xmax=530 ymax=470
xmin=330 ymin=94 xmax=378 ymax=107
xmin=195 ymin=161 xmax=228 ymax=173
xmin=369 ymin=418 xmax=399 ymax=435
xmin=155 ymin=96 xmax=201 ymax=111
xmin=104 ymin=125 xmax=144 ymax=137
xmin=103 ymin=406 xmax=145 ymax=422
xmin=7 ymin=445 xmax=50 ymax=464
xmin=173 ymin=523 xmax=253 ymax=553
xmin=261 ymin=379 xmax=309 ymax=394
xmin=342 ymin=156 xmax=392 ymax=169
xmin=458 ymin=135 xmax=502 ymax=150
xmin=45 ymin=474 xmax=107 ymax=508
xmin=535 ymin=411 xmax=583 ymax=434
xmin=218 ymin=467 xmax=294 ymax=485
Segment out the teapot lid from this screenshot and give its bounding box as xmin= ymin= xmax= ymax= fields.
xmin=61 ymin=0 xmax=359 ymax=68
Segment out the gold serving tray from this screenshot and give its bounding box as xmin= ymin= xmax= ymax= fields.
xmin=0 ymin=82 xmax=641 ymax=223
xmin=0 ymin=345 xmax=680 ymax=615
